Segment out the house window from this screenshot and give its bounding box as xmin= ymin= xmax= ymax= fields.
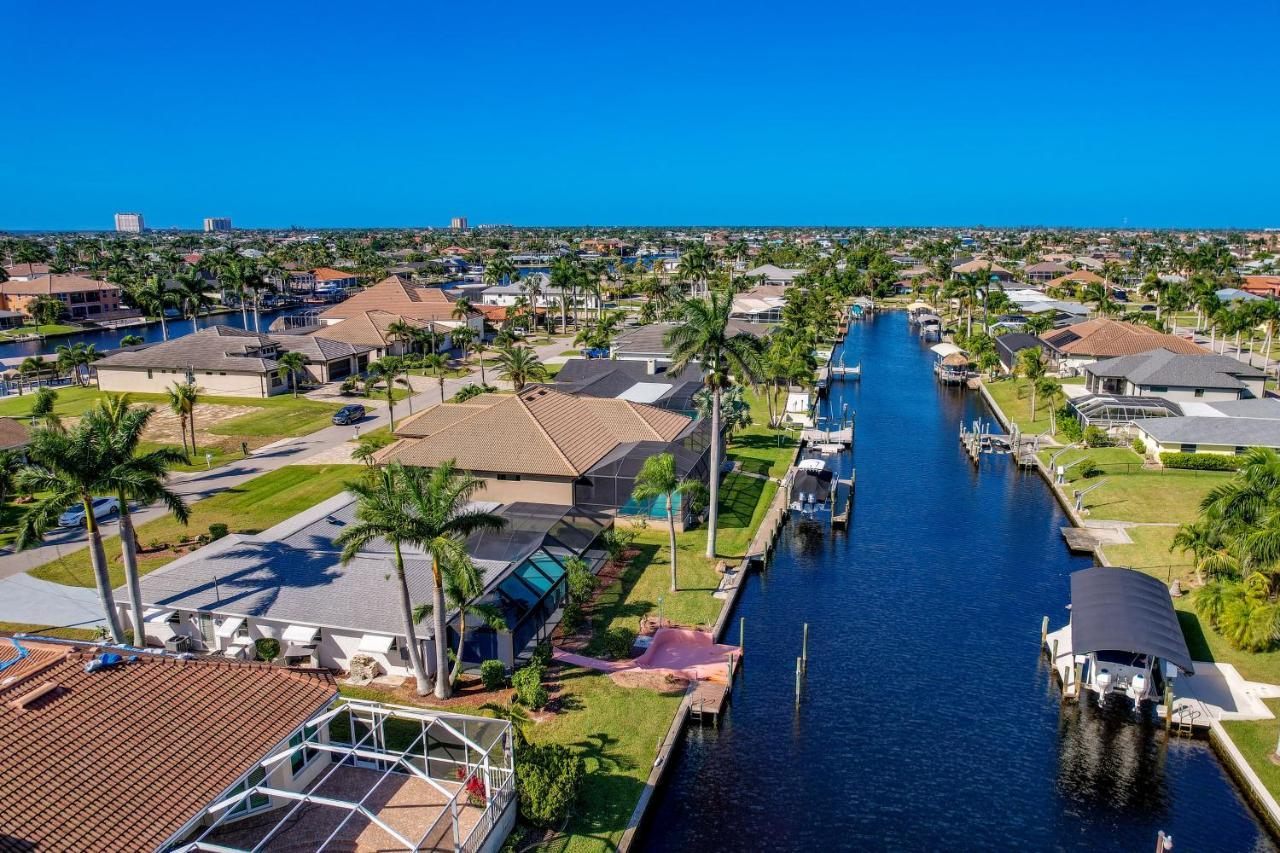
xmin=146 ymin=369 xmax=153 ymax=379
xmin=229 ymin=766 xmax=270 ymax=816
xmin=1180 ymin=444 xmax=1197 ymax=454
xmin=496 ymin=473 xmax=522 ymax=481
xmin=1149 ymin=386 xmax=1168 ymax=393
xmin=1194 ymin=389 xmax=1205 ymax=398
xmin=289 ymin=725 xmax=320 ymax=775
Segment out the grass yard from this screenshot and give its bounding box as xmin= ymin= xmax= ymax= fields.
xmin=0 ymin=324 xmax=79 ymax=340
xmin=0 ymin=621 xmax=99 ymax=640
xmin=26 ymin=464 xmax=361 ymax=589
xmin=1102 ymin=526 xmax=1194 ymax=581
xmin=1040 ymin=447 xmax=1227 ymax=523
xmin=726 ymin=388 xmax=799 ymax=479
xmin=982 ymin=376 xmax=1082 ymax=437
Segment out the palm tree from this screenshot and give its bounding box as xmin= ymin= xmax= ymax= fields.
xmin=631 ymin=453 xmax=704 ymax=592
xmin=665 ymin=289 xmax=762 ymax=558
xmin=479 ymin=700 xmax=532 ymax=747
xmin=385 ymin=319 xmax=420 ymax=354
xmin=17 ymin=357 xmax=43 ymax=393
xmin=450 ymin=326 xmax=476 ymax=366
xmin=451 ymin=296 xmax=474 ymax=323
xmin=414 ymin=557 xmax=505 ymax=687
xmin=174 ymin=267 xmax=210 ymax=331
xmin=134 ymin=274 xmax=178 ymax=341
xmin=1018 ymin=348 xmax=1047 ymax=421
xmin=276 ymin=351 xmax=307 ymax=398
xmin=30 ymin=387 xmax=61 ymax=431
xmin=1081 ymin=282 xmax=1117 ymax=317
xmin=364 ymin=356 xmax=410 ymax=431
xmin=16 ymin=422 xmax=127 ymax=642
xmin=334 ymin=461 xmax=504 ymax=698
xmin=88 ymin=396 xmax=190 ymax=647
xmin=494 ymin=345 xmax=546 ymax=393
xmin=422 ymin=352 xmax=449 ymax=402
xmin=473 ymin=337 xmax=489 ymax=385
xmin=120 ymin=334 xmax=144 ymax=347
xmin=676 ymin=244 xmax=714 ymax=298
xmin=1037 ymin=377 xmax=1063 ymax=435
xmin=27 ymin=294 xmax=65 ymax=337
xmin=167 ymin=382 xmax=199 ymax=455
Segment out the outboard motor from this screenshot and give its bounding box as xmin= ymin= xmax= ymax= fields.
xmin=1096 ymin=668 xmax=1112 ymax=699
xmin=1130 ymin=672 xmax=1147 ymax=702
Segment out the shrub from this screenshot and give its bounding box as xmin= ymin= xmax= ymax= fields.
xmin=512 ymin=664 xmax=548 ymax=709
xmin=340 ymin=376 xmax=359 ymax=394
xmin=601 ymin=529 xmax=636 ymax=563
xmin=480 ymin=659 xmax=506 ymax=691
xmin=1160 ymin=452 xmax=1242 ymax=471
xmin=564 ymin=557 xmax=597 ymax=605
xmin=515 ymin=742 xmax=584 ymax=828
xmin=529 ymin=641 xmax=553 ymax=668
xmin=601 ymin=627 xmax=636 ymax=660
xmin=451 ymin=383 xmax=498 ymax=403
xmin=208 ymin=523 xmax=229 ymax=540
xmin=1083 ymin=425 xmax=1111 ymax=448
xmin=1130 ymin=437 xmax=1146 ymax=455
xmin=1056 ymin=411 xmax=1083 ymax=443
xmin=1076 ymin=460 xmax=1102 ymax=479
xmin=255 ymin=637 xmax=280 ymax=662
xmin=560 ymin=602 xmax=583 ymax=633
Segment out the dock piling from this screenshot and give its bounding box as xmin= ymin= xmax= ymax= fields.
xmin=739 ymin=616 xmax=745 ymax=657
xmin=795 ymin=657 xmax=802 ymax=706
xmin=1040 ymin=616 xmax=1049 ymax=644
xmin=802 ymin=623 xmax=809 ymax=673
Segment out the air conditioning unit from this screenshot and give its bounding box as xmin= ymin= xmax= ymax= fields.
xmin=164 ymin=635 xmax=191 ymax=653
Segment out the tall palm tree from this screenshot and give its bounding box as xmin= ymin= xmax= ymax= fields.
xmin=174 ymin=267 xmax=211 ymax=331
xmin=335 ymin=461 xmax=504 ymax=698
xmin=167 ymin=382 xmax=199 ymax=455
xmin=135 ymin=274 xmax=177 ymax=341
xmin=494 ymin=345 xmax=546 ymax=393
xmin=364 ymin=356 xmax=410 ymax=431
xmin=277 ymin=351 xmax=307 ymax=398
xmin=665 ymin=289 xmax=762 ymax=558
xmin=16 ymin=422 xmax=127 ymax=642
xmin=631 ymin=452 xmax=704 ymax=591
xmin=422 ymin=352 xmax=449 ymax=402
xmin=1018 ymin=348 xmax=1047 ymax=421
xmin=1081 ymin=282 xmax=1117 ymax=317
xmin=88 ymin=396 xmax=190 ymax=647
xmin=676 ymin=244 xmax=714 ymax=298
xmin=473 ymin=337 xmax=489 ymax=385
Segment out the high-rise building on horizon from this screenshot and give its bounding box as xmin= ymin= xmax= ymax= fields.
xmin=114 ymin=212 xmax=144 ymax=233
xmin=203 ymin=217 xmax=233 ymax=232
xmin=450 ymin=216 xmax=468 ymax=230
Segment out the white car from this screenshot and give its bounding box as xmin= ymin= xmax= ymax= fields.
xmin=58 ymin=497 xmax=121 ymax=528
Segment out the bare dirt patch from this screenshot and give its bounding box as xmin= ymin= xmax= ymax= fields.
xmin=143 ymin=404 xmax=256 ymax=444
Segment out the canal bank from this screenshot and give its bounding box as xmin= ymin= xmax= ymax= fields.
xmin=637 ymin=310 xmax=1273 ymax=851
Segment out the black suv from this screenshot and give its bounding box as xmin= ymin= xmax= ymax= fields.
xmin=332 ymin=404 xmax=366 ymax=425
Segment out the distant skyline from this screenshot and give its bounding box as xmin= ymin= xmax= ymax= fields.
xmin=4 ymin=1 xmax=1279 ymax=231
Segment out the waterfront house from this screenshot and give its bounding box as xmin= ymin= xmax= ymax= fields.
xmin=743 ymin=264 xmax=806 ymax=285
xmin=121 ymin=491 xmax=609 ymax=674
xmin=479 ymin=278 xmax=600 ymax=312
xmin=612 ymin=321 xmax=771 ymax=365
xmin=377 ymin=387 xmax=707 ymax=514
xmin=730 ymin=284 xmax=788 ymax=323
xmin=0 ymin=274 xmax=139 ymax=323
xmin=300 ymin=309 xmax=449 ymax=360
xmin=1083 ymin=349 xmax=1265 ymax=402
xmin=1130 ymin=398 xmax=1280 ymax=457
xmin=0 ymin=638 xmax=516 ymax=852
xmin=318 ymin=274 xmax=484 ymax=337
xmin=1043 ymin=269 xmax=1104 ymax=292
xmin=0 ymin=416 xmax=30 ymax=451
xmin=951 ymin=259 xmax=1016 ymax=282
xmin=1040 ymin=318 xmax=1206 ymax=374
xmin=93 ymin=325 xmax=371 ymax=397
xmin=551 ymin=358 xmax=703 ymax=412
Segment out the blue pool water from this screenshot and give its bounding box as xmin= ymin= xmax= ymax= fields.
xmin=639 ymin=311 xmax=1273 ymax=851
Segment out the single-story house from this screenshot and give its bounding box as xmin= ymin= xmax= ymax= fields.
xmin=1216 ymin=287 xmax=1265 ymax=304
xmin=743 ymin=264 xmax=805 ymax=285
xmin=479 ymin=279 xmax=600 ymax=311
xmin=1041 ymin=318 xmax=1206 ymax=374
xmin=730 ymin=284 xmax=788 ymax=323
xmin=0 ymin=416 xmax=31 ymax=451
xmin=1131 ymin=399 xmax=1280 ymax=457
xmin=952 ymin=260 xmax=1016 ymax=282
xmin=1241 ymin=276 xmax=1280 ymax=300
xmin=551 ymin=358 xmax=704 ymax=412
xmin=1083 ymin=349 xmax=1266 ymax=402
xmin=612 ymin=321 xmax=771 ymax=365
xmin=1044 ymin=269 xmax=1104 ymax=290
xmin=1024 ymin=261 xmax=1073 ymax=283
xmin=0 ymin=638 xmax=515 ymax=852
xmin=994 ymin=333 xmax=1045 ymax=373
xmin=123 ymin=490 xmax=609 ymax=675
xmin=305 ymin=310 xmax=450 ymax=360
xmin=93 ymin=325 xmax=371 ymax=397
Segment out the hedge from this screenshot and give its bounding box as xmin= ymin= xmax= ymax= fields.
xmin=1160 ymin=452 xmax=1243 ymax=471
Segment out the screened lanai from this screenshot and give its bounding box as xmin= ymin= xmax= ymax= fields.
xmin=577 ymin=420 xmax=714 ymax=524
xmin=1068 ymin=393 xmax=1184 ymax=431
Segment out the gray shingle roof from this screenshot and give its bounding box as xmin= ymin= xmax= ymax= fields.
xmin=94 ymin=325 xmax=282 ymax=373
xmin=1136 ymin=406 xmax=1280 ymax=448
xmin=1084 ymin=348 xmax=1265 ymax=390
xmin=613 ymin=321 xmax=771 ymax=357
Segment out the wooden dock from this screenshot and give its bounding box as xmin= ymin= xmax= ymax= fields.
xmin=689 ymin=680 xmax=731 ymax=724
xmin=831 ymin=476 xmax=855 ymax=529
xmin=801 ymin=426 xmax=852 ymax=446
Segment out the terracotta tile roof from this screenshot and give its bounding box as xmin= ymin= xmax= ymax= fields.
xmin=1045 ymin=269 xmax=1104 ymax=287
xmin=1041 ymin=318 xmax=1207 ymax=358
xmin=2 ymin=263 xmax=50 ymax=278
xmin=313 ymin=310 xmax=437 ymax=348
xmin=0 ymin=274 xmax=120 ymax=296
xmin=952 ymin=259 xmax=1013 ymax=275
xmin=383 ymin=387 xmax=691 ymax=476
xmin=1242 ymin=276 xmax=1280 ymax=296
xmin=0 ymin=641 xmax=335 ymax=852
xmin=474 ymin=304 xmax=545 ymax=323
xmin=312 ymin=267 xmax=357 ymax=281
xmin=319 ymin=275 xmax=468 ymax=323
xmin=0 ymin=417 xmax=30 ymax=451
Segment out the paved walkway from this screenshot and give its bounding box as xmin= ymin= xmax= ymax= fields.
xmin=0 ymin=573 xmax=105 ymax=628
xmin=0 ymin=336 xmax=577 ymax=620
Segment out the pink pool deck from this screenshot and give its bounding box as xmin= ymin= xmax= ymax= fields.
xmin=554 ymin=628 xmax=740 ymax=684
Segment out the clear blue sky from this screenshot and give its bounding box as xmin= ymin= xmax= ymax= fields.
xmin=5 ymin=0 xmax=1278 ymax=230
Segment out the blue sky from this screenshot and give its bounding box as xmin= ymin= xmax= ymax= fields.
xmin=4 ymin=0 xmax=1278 ymax=230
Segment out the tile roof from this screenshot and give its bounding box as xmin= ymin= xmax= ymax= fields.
xmin=318 ymin=275 xmax=468 ymax=323
xmin=1045 ymin=269 xmax=1104 ymax=287
xmin=312 ymin=267 xmax=357 ymax=281
xmin=94 ymin=325 xmax=283 ymax=372
xmin=0 ymin=417 xmax=30 ymax=451
xmin=383 ymin=387 xmax=692 ymax=476
xmin=311 ymin=310 xmax=440 ymax=348
xmin=1042 ymin=319 xmax=1207 ymax=358
xmin=951 ymin=259 xmax=1014 ymax=275
xmin=2 ymin=263 xmax=50 ymax=278
xmin=0 ymin=641 xmax=334 ymax=852
xmin=0 ymin=274 xmax=120 ymax=296
xmin=1084 ymin=348 xmax=1265 ymax=390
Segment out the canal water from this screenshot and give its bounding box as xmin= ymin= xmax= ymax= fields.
xmin=641 ymin=311 xmax=1273 ymax=851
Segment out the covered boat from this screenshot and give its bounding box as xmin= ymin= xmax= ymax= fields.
xmin=1055 ymin=567 xmax=1193 ymax=706
xmin=789 ymin=458 xmax=835 ymax=516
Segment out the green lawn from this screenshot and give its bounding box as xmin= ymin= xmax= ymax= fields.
xmin=982 ymin=377 xmax=1076 ymax=436
xmin=1102 ymin=526 xmax=1194 ymax=580
xmin=0 ymin=621 xmax=99 ymax=641
xmin=0 ymin=324 xmax=79 ymax=340
xmin=0 ymin=385 xmax=109 ymax=418
xmin=1040 ymin=447 xmax=1227 ymax=523
xmin=726 ymin=389 xmax=799 ymax=479
xmin=26 ymin=465 xmax=361 ymax=589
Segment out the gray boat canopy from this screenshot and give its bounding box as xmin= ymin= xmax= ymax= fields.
xmin=1070 ymin=567 xmax=1194 ymax=673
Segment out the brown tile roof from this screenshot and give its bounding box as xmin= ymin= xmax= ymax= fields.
xmin=1041 ymin=318 xmax=1207 ymax=358
xmin=2 ymin=263 xmax=50 ymax=278
xmin=383 ymin=387 xmax=692 ymax=476
xmin=0 ymin=417 xmax=30 ymax=451
xmin=313 ymin=310 xmax=436 ymax=348
xmin=319 ymin=274 xmax=468 ymax=323
xmin=1045 ymin=269 xmax=1104 ymax=287
xmin=952 ymin=259 xmax=1013 ymax=275
xmin=0 ymin=641 xmax=335 ymax=852
xmin=312 ymin=267 xmax=357 ymax=281
xmin=0 ymin=275 xmax=120 ymax=296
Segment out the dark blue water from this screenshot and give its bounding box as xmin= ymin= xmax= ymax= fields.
xmin=0 ymin=307 xmax=305 ymax=359
xmin=641 ymin=311 xmax=1273 ymax=851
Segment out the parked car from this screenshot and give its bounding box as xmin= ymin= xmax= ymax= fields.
xmin=332 ymin=404 xmax=366 ymax=425
xmin=58 ymin=497 xmax=120 ymax=528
